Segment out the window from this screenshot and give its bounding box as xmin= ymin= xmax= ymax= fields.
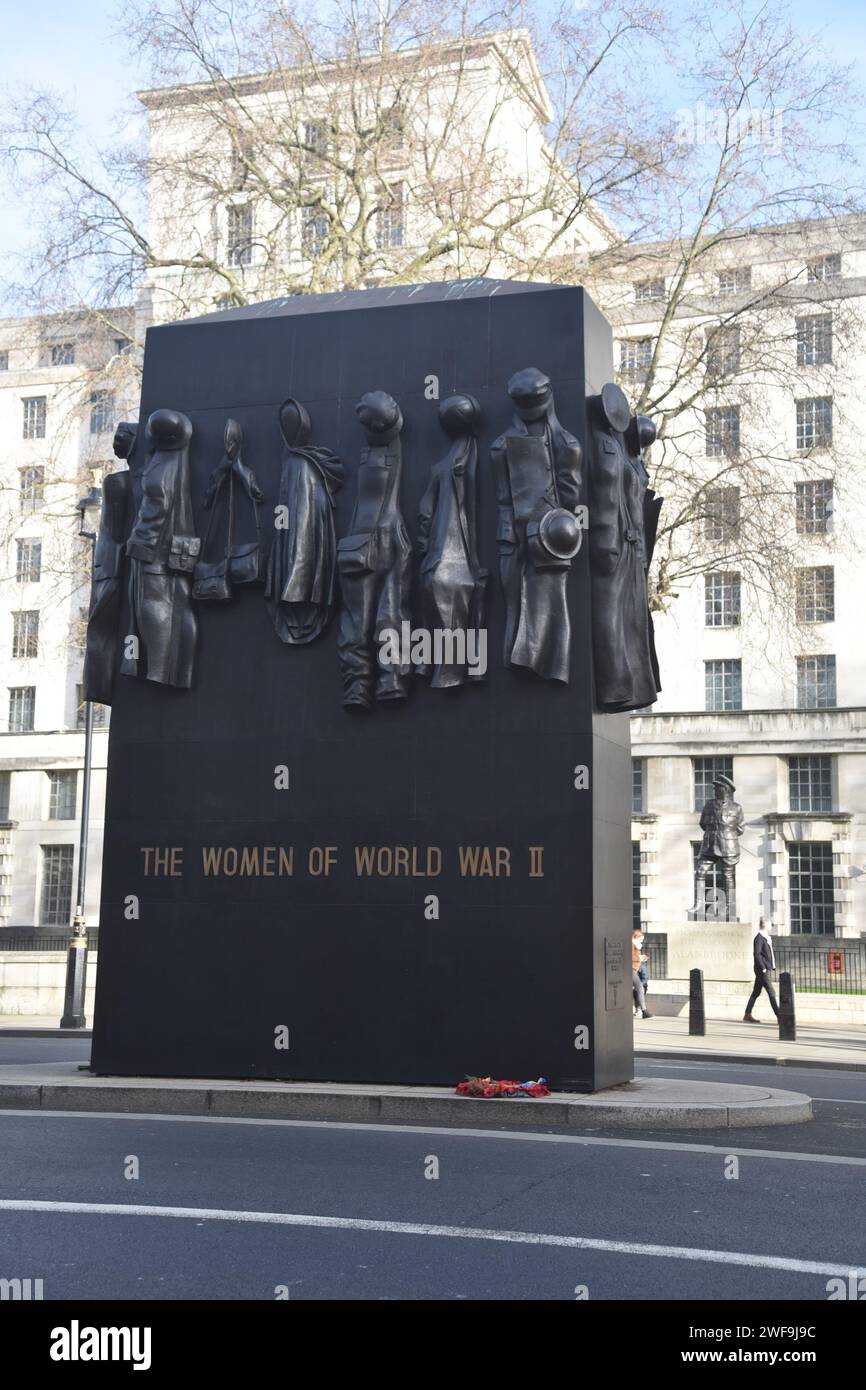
xmin=8 ymin=687 xmax=35 ymax=732
xmin=796 ymin=314 xmax=832 ymax=366
xmin=227 ymin=203 xmax=254 ymax=267
xmin=303 ymin=121 xmax=328 ymax=157
xmin=705 ymin=572 xmax=741 ymax=627
xmin=47 ymin=770 xmax=77 ymax=820
xmin=619 ymin=338 xmax=653 ymax=374
xmin=705 ymin=659 xmax=742 ymax=711
xmin=0 ymin=350 xmax=8 ymax=370
xmin=796 ymin=566 xmax=834 ymax=623
xmin=705 ymin=405 xmax=740 ymax=457
xmin=705 ymin=326 xmax=740 ymax=376
xmin=704 ymin=486 xmax=740 ymax=541
xmin=632 ymin=759 xmax=645 ymax=814
xmin=806 ymin=254 xmax=841 ymax=283
xmin=229 ymin=140 xmax=252 ymax=190
xmin=788 ymin=842 xmax=835 ymax=935
xmin=632 ymin=841 xmax=644 ymax=930
xmin=39 ymin=845 xmax=74 ymax=926
xmin=788 ymin=755 xmax=832 ymax=813
xmin=15 ymin=539 xmax=42 ymax=582
xmin=19 ymin=466 xmax=45 ymax=514
xmin=0 ymin=771 xmax=9 ymax=820
xmin=717 ymin=266 xmax=751 ymax=295
xmin=634 ymin=277 xmax=665 ymax=303
xmin=796 ymin=397 xmax=832 ymax=450
xmin=214 ymin=294 xmax=237 ymax=312
xmin=12 ymin=610 xmax=39 ymax=659
xmin=796 ymin=655 xmax=837 ymax=709
xmin=795 ymin=479 xmax=833 ymax=534
xmin=50 ymin=342 xmax=75 ymax=366
xmin=376 ymin=182 xmax=405 ymax=249
xmin=302 ymin=208 xmax=330 ymax=256
xmin=381 ymin=103 xmax=405 ymax=150
xmin=114 ymin=336 xmax=133 ymax=356
xmin=23 ymin=396 xmax=47 ymax=439
xmin=693 ymin=757 xmax=734 ymax=812
xmin=76 ymin=686 xmax=107 ymax=729
xmin=89 ymin=391 xmax=114 ymax=435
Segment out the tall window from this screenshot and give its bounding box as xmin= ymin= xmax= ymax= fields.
xmin=227 ymin=203 xmax=254 ymax=266
xmin=693 ymin=756 xmax=734 ymax=811
xmin=705 ymin=326 xmax=740 ymax=376
xmin=717 ymin=266 xmax=751 ymax=295
xmin=381 ymin=103 xmax=405 ymax=150
xmin=15 ymin=539 xmax=42 ymax=582
xmin=619 ymin=338 xmax=653 ymax=374
xmin=0 ymin=771 xmax=9 ymax=820
xmin=89 ymin=391 xmax=114 ymax=435
xmin=39 ymin=845 xmax=74 ymax=926
xmin=634 ymin=278 xmax=665 ymax=302
xmin=0 ymin=350 xmax=8 ymax=370
xmin=788 ymin=755 xmax=832 ymax=813
xmin=788 ymin=842 xmax=835 ymax=935
xmin=705 ymin=405 xmax=740 ymax=457
xmin=19 ymin=466 xmax=45 ymax=513
xmin=796 ymin=655 xmax=837 ymax=709
xmin=796 ymin=397 xmax=832 ymax=450
xmin=632 ymin=758 xmax=645 ymax=814
xmin=47 ymin=770 xmax=77 ymax=820
xmin=22 ymin=396 xmax=47 ymax=439
xmin=8 ymin=687 xmax=35 ymax=732
xmin=114 ymin=336 xmax=133 ymax=356
xmin=302 ymin=209 xmax=330 ymax=255
xmin=50 ymin=342 xmax=75 ymax=366
xmin=303 ymin=120 xmax=328 ymax=157
xmin=377 ymin=182 xmax=405 ymax=249
xmin=806 ymin=254 xmax=841 ymax=283
xmin=796 ymin=566 xmax=834 ymax=623
xmin=76 ymin=686 xmax=107 ymax=729
xmin=795 ymin=479 xmax=833 ymax=534
xmin=704 ymin=486 xmax=740 ymax=540
xmin=12 ymin=611 xmax=39 ymax=659
xmin=705 ymin=659 xmax=742 ymax=711
xmin=796 ymin=314 xmax=832 ymax=366
xmin=632 ymin=842 xmax=644 ymax=930
xmin=705 ymin=572 xmax=741 ymax=627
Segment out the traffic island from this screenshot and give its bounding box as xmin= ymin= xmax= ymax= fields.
xmin=0 ymin=1064 xmax=811 ymax=1128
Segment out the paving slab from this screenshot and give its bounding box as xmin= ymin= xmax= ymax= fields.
xmin=0 ymin=1062 xmax=811 ymax=1128
xmin=634 ymin=1016 xmax=866 ymax=1070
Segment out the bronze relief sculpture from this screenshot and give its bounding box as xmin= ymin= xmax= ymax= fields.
xmin=265 ymin=397 xmax=343 ymax=644
xmin=192 ymin=418 xmax=264 ymax=603
xmin=121 ymin=408 xmax=199 ymax=689
xmin=82 ymin=422 xmax=135 ymax=706
xmin=587 ymin=383 xmax=662 ymax=712
xmin=416 ymin=393 xmax=488 ymax=688
xmin=337 ymin=391 xmax=412 ymax=709
xmin=490 ymin=368 xmax=583 ymax=683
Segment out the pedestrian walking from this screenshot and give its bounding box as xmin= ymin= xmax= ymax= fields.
xmin=743 ymin=919 xmax=780 ymax=1023
xmin=632 ymin=927 xmax=652 ymax=1019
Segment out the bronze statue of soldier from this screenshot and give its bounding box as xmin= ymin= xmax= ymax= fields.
xmin=693 ymin=774 xmax=745 ymax=920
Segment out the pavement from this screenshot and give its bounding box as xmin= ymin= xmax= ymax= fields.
xmin=1 ymin=1037 xmax=863 ymax=1302
xmin=634 ymin=1015 xmax=866 ymax=1070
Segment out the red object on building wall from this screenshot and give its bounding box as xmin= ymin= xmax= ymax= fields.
xmin=827 ymin=950 xmax=844 ymax=975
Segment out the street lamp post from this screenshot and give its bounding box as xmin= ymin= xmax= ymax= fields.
xmin=60 ymin=486 xmax=102 ymax=1030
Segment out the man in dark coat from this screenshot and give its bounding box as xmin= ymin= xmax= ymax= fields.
xmin=490 ymin=368 xmax=582 ymax=683
xmin=744 ymin=920 xmax=780 ymax=1022
xmin=122 ymin=408 xmax=199 ymax=689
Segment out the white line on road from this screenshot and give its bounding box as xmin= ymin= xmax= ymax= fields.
xmin=1 ymin=1198 xmax=862 ymax=1279
xmin=1 ymin=1107 xmax=865 ymax=1166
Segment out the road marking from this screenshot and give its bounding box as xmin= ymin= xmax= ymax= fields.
xmin=0 ymin=1198 xmax=862 ymax=1278
xmin=1 ymin=1108 xmax=865 ymax=1167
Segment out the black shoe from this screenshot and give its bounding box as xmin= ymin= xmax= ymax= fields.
xmin=642 ymin=1010 xmax=653 ymax=1019
xmin=743 ymin=1014 xmax=761 ymax=1023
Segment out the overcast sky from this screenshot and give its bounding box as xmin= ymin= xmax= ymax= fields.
xmin=1 ymin=0 xmax=864 ymax=308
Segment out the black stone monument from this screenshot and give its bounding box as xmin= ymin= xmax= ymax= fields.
xmin=90 ymin=279 xmax=633 ymax=1092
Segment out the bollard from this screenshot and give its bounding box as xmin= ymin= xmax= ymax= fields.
xmin=778 ymin=970 xmax=796 ymax=1042
xmin=689 ymin=967 xmax=705 ymax=1036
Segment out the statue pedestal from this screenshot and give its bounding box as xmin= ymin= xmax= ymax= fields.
xmin=665 ymin=921 xmax=754 ymax=983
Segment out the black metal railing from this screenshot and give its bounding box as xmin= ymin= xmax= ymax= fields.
xmin=0 ymin=929 xmax=100 ymax=953
xmin=774 ymin=940 xmax=865 ymax=995
xmin=644 ymin=932 xmax=668 ymax=980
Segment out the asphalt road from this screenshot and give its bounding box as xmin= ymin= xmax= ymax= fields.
xmin=1 ymin=1038 xmax=864 ymax=1301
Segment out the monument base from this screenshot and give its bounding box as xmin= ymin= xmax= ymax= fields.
xmin=665 ymin=920 xmax=755 ymax=984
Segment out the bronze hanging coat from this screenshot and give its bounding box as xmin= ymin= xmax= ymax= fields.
xmin=83 ymin=469 xmax=132 ymax=706
xmin=265 ymin=434 xmax=343 ymax=644
xmin=122 ymin=410 xmax=199 ymax=689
